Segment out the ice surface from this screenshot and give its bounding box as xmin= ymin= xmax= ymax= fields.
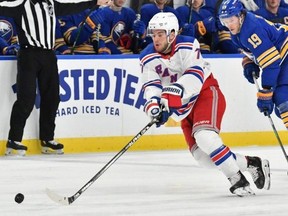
xmin=0 ymin=146 xmax=287 ymax=216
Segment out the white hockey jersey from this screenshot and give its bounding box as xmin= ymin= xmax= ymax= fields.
xmin=140 ymin=35 xmax=213 ymax=122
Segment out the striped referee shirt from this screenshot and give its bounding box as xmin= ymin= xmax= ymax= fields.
xmin=0 ymin=0 xmax=98 ymax=49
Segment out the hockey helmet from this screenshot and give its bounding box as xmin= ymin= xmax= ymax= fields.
xmin=147 ymin=12 xmax=179 ymax=37
xmin=218 ymin=0 xmax=244 ymax=20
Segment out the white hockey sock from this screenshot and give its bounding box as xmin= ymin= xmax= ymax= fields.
xmin=210 ymin=145 xmax=240 ymax=178
xmin=234 ymin=153 xmax=249 ymax=172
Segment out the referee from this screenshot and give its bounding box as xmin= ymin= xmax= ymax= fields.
xmin=0 ymin=0 xmax=110 ymax=156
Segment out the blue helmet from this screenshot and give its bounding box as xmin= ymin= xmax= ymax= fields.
xmin=218 ymin=0 xmax=244 ymax=19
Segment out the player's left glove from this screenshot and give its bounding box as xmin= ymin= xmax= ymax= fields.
xmin=3 ymin=44 xmax=19 ymax=55
xmin=160 ymin=83 xmax=183 ymax=112
xmin=242 ymin=56 xmax=260 ymax=84
xmin=133 ymin=20 xmax=146 ymax=36
xmin=257 ymin=89 xmax=274 ymax=116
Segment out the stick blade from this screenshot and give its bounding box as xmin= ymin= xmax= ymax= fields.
xmin=45 ymin=188 xmax=70 ymax=205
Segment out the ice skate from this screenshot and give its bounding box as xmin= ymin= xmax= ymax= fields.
xmin=229 ymin=171 xmax=255 ymax=197
xmin=247 ymin=156 xmax=271 ymax=190
xmin=5 ymin=140 xmax=27 ymax=156
xmin=41 ymin=140 xmax=64 ymax=155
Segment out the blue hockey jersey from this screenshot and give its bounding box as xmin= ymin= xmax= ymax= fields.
xmin=255 ymin=7 xmax=288 ymax=24
xmin=0 ymin=16 xmax=18 ymax=45
xmin=231 ymin=12 xmax=288 ymax=88
xmin=99 ymin=6 xmax=136 ymax=54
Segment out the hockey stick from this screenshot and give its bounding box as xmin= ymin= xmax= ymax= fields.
xmin=131 ymin=0 xmax=144 ymax=54
xmin=70 ymin=4 xmax=100 ymax=55
xmin=131 ymin=13 xmax=141 ymax=54
xmin=253 ymin=73 xmax=288 ymax=164
xmin=92 ymin=23 xmax=101 ymax=54
xmin=46 ymin=118 xmax=158 ymax=205
xmin=188 ymin=1 xmax=193 ymax=24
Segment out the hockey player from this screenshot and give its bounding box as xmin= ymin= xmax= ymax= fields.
xmin=248 ymin=0 xmax=288 ymax=9
xmin=0 ymin=35 xmax=18 ymax=55
xmin=140 ymin=12 xmax=271 ymax=196
xmin=0 ymin=15 xmax=18 ymax=45
xmin=140 ymin=0 xmax=182 ymax=49
xmin=54 ymin=19 xmax=71 ymax=55
xmin=176 ymin=0 xmax=217 ymax=53
xmin=57 ymin=5 xmax=106 ymax=54
xmin=0 ymin=15 xmax=19 ymax=55
xmin=254 ymin=0 xmax=288 ymax=24
xmin=97 ymin=0 xmax=146 ymax=54
xmin=218 ymin=0 xmax=288 ymax=131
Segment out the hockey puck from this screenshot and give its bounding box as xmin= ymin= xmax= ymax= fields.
xmin=15 ymin=193 xmax=24 ymax=204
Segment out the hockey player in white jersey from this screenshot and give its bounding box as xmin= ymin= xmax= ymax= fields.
xmin=140 ymin=12 xmax=271 ymax=196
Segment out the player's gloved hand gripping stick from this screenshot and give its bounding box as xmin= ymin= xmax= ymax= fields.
xmin=46 ymin=116 xmax=160 ymax=205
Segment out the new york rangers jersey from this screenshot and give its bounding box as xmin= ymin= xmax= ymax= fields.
xmin=231 ymin=12 xmax=288 ymax=88
xmin=140 ymin=35 xmax=217 ymax=122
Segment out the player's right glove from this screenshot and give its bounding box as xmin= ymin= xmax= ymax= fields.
xmin=160 ymin=83 xmax=183 ymax=112
xmin=84 ymin=9 xmax=105 ymax=33
xmin=144 ymin=97 xmax=170 ymax=127
xmin=133 ymin=20 xmax=146 ymax=37
xmin=242 ymin=57 xmax=260 ymax=84
xmin=257 ymin=89 xmax=274 ymax=116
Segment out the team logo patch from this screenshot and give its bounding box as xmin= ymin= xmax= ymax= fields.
xmin=0 ymin=20 xmax=13 ymax=42
xmin=111 ymin=21 xmax=126 ymax=45
xmin=151 ymin=108 xmax=159 ymax=115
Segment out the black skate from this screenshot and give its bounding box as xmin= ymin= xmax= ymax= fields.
xmin=5 ymin=140 xmax=27 ymax=156
xmin=247 ymin=156 xmax=271 ymax=190
xmin=41 ymin=140 xmax=64 ymax=155
xmin=229 ymin=171 xmax=255 ymax=197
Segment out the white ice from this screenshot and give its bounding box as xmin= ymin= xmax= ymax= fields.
xmin=0 ymin=146 xmax=288 ymax=216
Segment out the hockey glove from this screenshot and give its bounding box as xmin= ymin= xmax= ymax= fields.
xmin=133 ymin=20 xmax=146 ymax=37
xmin=98 ymin=47 xmax=111 ymax=55
xmin=3 ymin=44 xmax=19 ymax=55
xmin=144 ymin=97 xmax=170 ymax=127
xmin=119 ymin=34 xmax=132 ymax=49
xmin=160 ymin=83 xmax=184 ymax=112
xmin=195 ymin=16 xmax=216 ymax=36
xmin=85 ymin=9 xmax=105 ymax=33
xmin=181 ymin=23 xmax=195 ymax=37
xmin=243 ymin=60 xmax=260 ymax=84
xmin=257 ymin=89 xmax=274 ymax=116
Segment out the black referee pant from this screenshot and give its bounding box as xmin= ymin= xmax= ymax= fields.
xmin=8 ymin=46 xmax=60 ymax=142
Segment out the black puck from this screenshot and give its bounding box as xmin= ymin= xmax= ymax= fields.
xmin=15 ymin=193 xmax=24 ymax=204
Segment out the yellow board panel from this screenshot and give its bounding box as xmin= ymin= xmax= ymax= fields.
xmin=0 ymin=131 xmax=287 ymax=156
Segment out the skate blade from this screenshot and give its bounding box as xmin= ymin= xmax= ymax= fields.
xmin=5 ymin=148 xmax=26 ymax=156
xmin=233 ymin=186 xmax=256 ymax=197
xmin=262 ymin=159 xmax=271 ymax=190
xmin=41 ymin=147 xmax=64 ymax=155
